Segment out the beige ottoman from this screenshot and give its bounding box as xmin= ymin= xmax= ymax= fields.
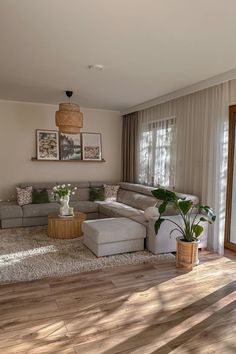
xmin=82 ymin=217 xmax=146 ymax=257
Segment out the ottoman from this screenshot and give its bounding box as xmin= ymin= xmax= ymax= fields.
xmin=82 ymin=217 xmax=146 ymax=257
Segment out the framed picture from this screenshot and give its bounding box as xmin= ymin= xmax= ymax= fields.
xmin=60 ymin=133 xmax=81 ymax=160
xmin=82 ymin=133 xmax=102 ymax=161
xmin=36 ymin=130 xmax=59 ymax=160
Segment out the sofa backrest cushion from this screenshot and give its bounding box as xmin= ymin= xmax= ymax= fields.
xmin=18 ymin=182 xmax=90 ymax=202
xmin=119 ymin=182 xmax=154 ymax=196
xmin=117 ymin=189 xmax=157 ymax=211
xmin=118 ymin=183 xmax=199 ymax=216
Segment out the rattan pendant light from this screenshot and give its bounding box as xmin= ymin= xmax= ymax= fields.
xmin=55 ymin=91 xmax=83 ymax=133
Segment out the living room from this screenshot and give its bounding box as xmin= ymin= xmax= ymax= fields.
xmin=0 ymin=1 xmax=236 ymax=353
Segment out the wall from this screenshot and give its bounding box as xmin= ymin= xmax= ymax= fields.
xmin=0 ymin=100 xmax=122 ymax=200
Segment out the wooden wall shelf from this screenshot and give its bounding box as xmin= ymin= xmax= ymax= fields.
xmin=31 ymin=157 xmax=106 ymax=163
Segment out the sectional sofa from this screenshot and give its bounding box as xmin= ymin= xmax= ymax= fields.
xmin=0 ymin=181 xmax=208 ymax=253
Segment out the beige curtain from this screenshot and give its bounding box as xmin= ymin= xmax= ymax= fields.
xmin=122 ymin=112 xmax=138 ymax=183
xmin=137 ymin=83 xmax=229 ymax=254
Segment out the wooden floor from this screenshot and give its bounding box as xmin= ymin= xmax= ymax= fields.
xmin=0 ymin=250 xmax=235 ymax=354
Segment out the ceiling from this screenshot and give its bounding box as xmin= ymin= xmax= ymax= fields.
xmin=1 ymin=0 xmax=236 ymax=111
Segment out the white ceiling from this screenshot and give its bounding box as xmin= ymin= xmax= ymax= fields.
xmin=1 ymin=0 xmax=236 ymax=111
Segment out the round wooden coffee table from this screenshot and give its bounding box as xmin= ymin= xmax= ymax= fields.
xmin=47 ymin=212 xmax=86 ymax=239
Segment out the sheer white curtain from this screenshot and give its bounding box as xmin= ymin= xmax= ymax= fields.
xmin=137 ymin=83 xmax=229 ymax=254
xmin=137 ymin=114 xmax=176 ymax=187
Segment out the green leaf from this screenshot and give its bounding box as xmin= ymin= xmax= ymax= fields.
xmin=151 ymin=188 xmax=168 ymax=201
xmin=151 ymin=188 xmax=177 ymax=202
xmin=199 ymin=216 xmax=212 ymax=224
xmin=165 ymin=190 xmax=178 ymax=201
xmin=159 ymin=201 xmax=168 ymax=214
xmin=192 ymin=224 xmax=204 ymax=238
xmin=178 ymin=200 xmax=193 ymax=215
xmin=154 ymin=218 xmax=165 ymax=234
xmin=199 ymin=205 xmax=216 ymax=222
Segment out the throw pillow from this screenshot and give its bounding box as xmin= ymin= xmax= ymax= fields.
xmin=16 ymin=186 xmax=33 ymax=206
xmin=32 ymin=188 xmax=49 ymax=204
xmin=103 ymin=184 xmax=119 ymax=201
xmin=89 ymin=187 xmax=105 ymax=201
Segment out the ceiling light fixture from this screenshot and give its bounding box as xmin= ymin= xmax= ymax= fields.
xmin=88 ymin=64 xmax=104 ymax=71
xmin=55 ymin=91 xmax=83 ymax=134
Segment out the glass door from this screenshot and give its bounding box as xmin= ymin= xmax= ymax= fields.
xmin=225 ymin=106 xmax=236 ymax=251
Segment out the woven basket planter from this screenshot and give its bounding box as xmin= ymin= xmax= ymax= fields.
xmin=176 ymin=237 xmax=199 ymax=269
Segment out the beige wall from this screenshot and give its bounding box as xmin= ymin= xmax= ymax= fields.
xmin=0 ymin=100 xmax=122 ymax=201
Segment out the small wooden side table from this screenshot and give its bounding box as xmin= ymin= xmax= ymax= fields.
xmin=47 ymin=212 xmax=86 ymax=239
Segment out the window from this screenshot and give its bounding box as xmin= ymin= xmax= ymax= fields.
xmin=137 ymin=117 xmax=176 ymax=188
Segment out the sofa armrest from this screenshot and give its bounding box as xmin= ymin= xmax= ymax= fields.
xmin=147 ymin=215 xmax=208 ymax=254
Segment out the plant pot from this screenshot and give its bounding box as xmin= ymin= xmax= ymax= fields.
xmin=176 ymin=237 xmax=199 ymax=269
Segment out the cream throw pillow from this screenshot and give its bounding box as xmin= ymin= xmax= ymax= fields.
xmin=16 ymin=186 xmax=33 ymax=206
xmin=103 ymin=184 xmax=119 ymax=201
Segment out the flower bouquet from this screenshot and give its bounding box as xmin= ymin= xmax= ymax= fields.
xmin=53 ymin=184 xmax=77 ymax=216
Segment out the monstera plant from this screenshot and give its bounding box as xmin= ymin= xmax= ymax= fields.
xmin=151 ymin=188 xmax=216 ymax=268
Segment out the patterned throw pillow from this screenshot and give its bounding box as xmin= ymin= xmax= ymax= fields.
xmin=103 ymin=184 xmax=119 ymax=201
xmin=89 ymin=187 xmax=105 ymax=201
xmin=16 ymin=186 xmax=33 ymax=206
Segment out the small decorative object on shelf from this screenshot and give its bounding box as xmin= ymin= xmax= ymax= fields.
xmin=52 ymin=184 xmax=77 ymax=216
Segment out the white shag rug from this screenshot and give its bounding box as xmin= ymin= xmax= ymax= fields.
xmin=0 ymin=226 xmax=175 ymax=284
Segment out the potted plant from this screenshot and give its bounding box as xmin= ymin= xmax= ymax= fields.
xmin=151 ymin=188 xmax=216 ymax=269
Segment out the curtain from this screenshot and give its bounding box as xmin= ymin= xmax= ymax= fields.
xmin=137 ymin=83 xmax=229 ymax=254
xmin=137 ymin=114 xmax=176 ymax=187
xmin=122 ymin=112 xmax=139 ymax=183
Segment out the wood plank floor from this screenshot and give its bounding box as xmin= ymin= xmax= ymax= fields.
xmin=0 ymin=250 xmax=235 ymax=354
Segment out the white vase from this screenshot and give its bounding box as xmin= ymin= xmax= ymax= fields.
xmin=59 ymin=195 xmax=70 ymax=216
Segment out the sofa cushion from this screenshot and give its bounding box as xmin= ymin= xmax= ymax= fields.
xmin=70 ymin=188 xmax=90 ymax=202
xmin=70 ymin=201 xmax=99 ymax=213
xmin=22 ymin=203 xmax=59 ymax=217
xmin=119 ymin=182 xmax=155 ymax=196
xmin=117 ymin=189 xmax=157 ymax=211
xmin=19 ymin=181 xmax=90 ymax=189
xmin=98 ymin=201 xmax=144 ymax=218
xmin=0 ymin=202 xmax=23 ymax=219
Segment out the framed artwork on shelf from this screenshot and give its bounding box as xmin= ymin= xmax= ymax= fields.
xmin=36 ymin=130 xmax=59 ymax=160
xmin=60 ymin=133 xmax=81 ymax=160
xmin=81 ymin=133 xmax=102 ymax=161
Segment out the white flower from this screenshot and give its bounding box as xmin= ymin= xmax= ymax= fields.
xmin=67 ymin=183 xmax=71 ymax=187
xmin=72 ymin=191 xmax=75 ymax=195
xmin=62 ymin=184 xmax=65 ymax=188
xmin=57 ymin=185 xmax=60 ymax=188
xmin=53 ymin=186 xmax=57 ymax=191
xmin=74 ymin=187 xmax=77 ymax=190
